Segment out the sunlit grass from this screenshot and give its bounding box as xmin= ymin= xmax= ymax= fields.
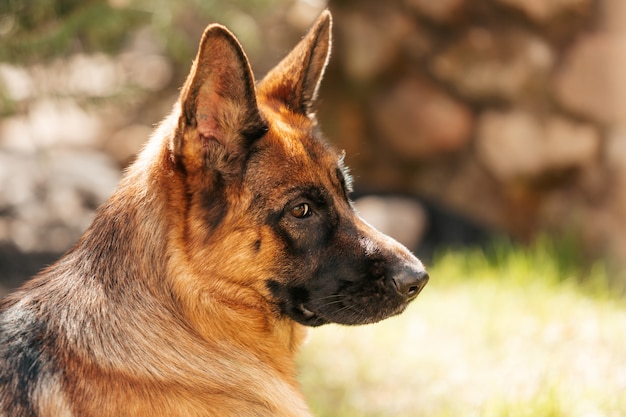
xmin=298 ymin=239 xmax=626 ymax=417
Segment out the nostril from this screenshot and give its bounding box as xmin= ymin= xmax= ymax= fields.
xmin=392 ymin=269 xmax=429 ymax=299
xmin=406 ymin=285 xmax=420 ymax=298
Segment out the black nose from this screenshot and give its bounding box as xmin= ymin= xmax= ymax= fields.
xmin=392 ymin=267 xmax=429 ymax=300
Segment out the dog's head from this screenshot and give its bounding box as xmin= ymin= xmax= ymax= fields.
xmin=168 ymin=11 xmax=428 ymax=327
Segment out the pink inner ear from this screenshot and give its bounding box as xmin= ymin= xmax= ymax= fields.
xmin=196 ymin=88 xmax=222 ymax=145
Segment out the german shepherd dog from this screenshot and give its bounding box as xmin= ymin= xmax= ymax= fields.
xmin=0 ymin=11 xmax=428 ymax=417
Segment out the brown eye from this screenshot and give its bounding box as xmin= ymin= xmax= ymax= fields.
xmin=290 ymin=203 xmax=312 ymax=219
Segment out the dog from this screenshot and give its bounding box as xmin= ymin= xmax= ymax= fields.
xmin=0 ymin=10 xmax=428 ymax=417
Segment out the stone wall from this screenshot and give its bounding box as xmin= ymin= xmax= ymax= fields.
xmin=2 ymin=0 xmax=626 ymax=287
xmin=322 ymin=0 xmax=626 ymax=263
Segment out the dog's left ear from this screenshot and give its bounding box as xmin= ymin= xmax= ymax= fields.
xmin=258 ymin=10 xmax=332 ymax=117
xmin=174 ymin=24 xmax=267 ymax=175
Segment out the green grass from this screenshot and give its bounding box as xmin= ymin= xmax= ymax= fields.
xmin=298 ymin=239 xmax=626 ymax=417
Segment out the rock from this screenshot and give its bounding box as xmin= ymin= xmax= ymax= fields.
xmin=337 ymin=7 xmax=415 ymax=81
xmin=432 ymin=27 xmax=554 ymax=102
xmin=409 ymin=156 xmax=520 ymax=236
xmin=118 ymin=52 xmax=172 ymax=92
xmin=66 ymin=53 xmax=123 ymax=97
xmin=354 ymin=195 xmax=428 ymax=251
xmin=0 ymin=63 xmax=34 ymax=102
xmin=401 ymin=27 xmax=436 ymax=62
xmin=0 ymin=150 xmax=120 ymax=253
xmin=601 ymin=0 xmax=626 ymax=34
xmin=476 ymin=110 xmax=600 ymax=181
xmin=553 ymin=33 xmax=626 ymax=124
xmin=286 ymin=0 xmax=328 ymax=30
xmin=106 ymin=124 xmax=153 ymax=166
xmin=404 ymin=0 xmax=466 ymax=23
xmin=606 ymin=128 xmax=626 ymax=175
xmin=605 ymin=128 xmax=626 ymax=237
xmin=372 ymin=76 xmax=473 ymax=159
xmin=493 ymin=0 xmax=591 ymax=22
xmin=0 ymin=99 xmax=102 ymax=152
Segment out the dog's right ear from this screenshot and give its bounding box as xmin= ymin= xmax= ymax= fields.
xmin=173 ymin=24 xmax=267 ymax=176
xmin=257 ymin=10 xmax=332 ymax=117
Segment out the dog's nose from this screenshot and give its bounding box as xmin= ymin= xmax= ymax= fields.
xmin=391 ymin=266 xmax=429 ymax=300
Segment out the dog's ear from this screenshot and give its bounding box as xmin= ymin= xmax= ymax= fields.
xmin=258 ymin=10 xmax=332 ymax=117
xmin=174 ymin=24 xmax=267 ymax=175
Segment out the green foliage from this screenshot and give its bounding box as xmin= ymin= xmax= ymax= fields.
xmin=432 ymin=235 xmax=617 ymax=298
xmin=0 ymin=1 xmax=149 ymax=62
xmin=0 ymin=0 xmax=288 ymax=64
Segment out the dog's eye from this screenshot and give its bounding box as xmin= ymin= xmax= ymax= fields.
xmin=290 ymin=203 xmax=312 ymax=219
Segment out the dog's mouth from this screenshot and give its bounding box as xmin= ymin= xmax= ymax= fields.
xmin=293 ymin=302 xmax=328 ymax=326
xmin=268 ymin=279 xmax=417 ymax=327
xmin=298 ymin=303 xmax=316 ymax=319
xmin=292 ymin=298 xmax=409 ymax=327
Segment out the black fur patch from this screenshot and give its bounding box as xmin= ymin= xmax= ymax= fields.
xmin=0 ymin=306 xmax=54 ymax=417
xmin=201 ymin=173 xmax=228 ymax=231
xmin=266 ymin=280 xmax=327 ymax=326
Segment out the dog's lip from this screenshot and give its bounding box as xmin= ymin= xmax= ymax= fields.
xmin=293 ymin=297 xmax=410 ymax=326
xmin=292 ymin=302 xmax=330 ymax=326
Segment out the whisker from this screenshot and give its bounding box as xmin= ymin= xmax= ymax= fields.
xmin=307 ymin=294 xmax=344 ymax=303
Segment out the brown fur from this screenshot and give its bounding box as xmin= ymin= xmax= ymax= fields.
xmin=0 ymin=11 xmax=428 ymax=417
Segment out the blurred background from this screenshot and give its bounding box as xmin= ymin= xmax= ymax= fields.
xmin=2 ymin=0 xmax=626 ymax=283
xmin=1 ymin=1 xmax=626 ymax=415
xmin=4 ymin=0 xmax=626 ymax=283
